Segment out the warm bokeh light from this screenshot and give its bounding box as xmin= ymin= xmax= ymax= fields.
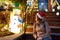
xmin=56 ymin=12 xmax=59 ymax=16
xmin=4 ymin=25 xmax=8 ymax=30
xmin=57 ymin=6 xmax=60 ymax=10
xmin=52 ymin=9 xmax=55 ymax=12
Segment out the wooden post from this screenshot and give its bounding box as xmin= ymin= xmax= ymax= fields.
xmin=48 ymin=0 xmax=52 ymax=12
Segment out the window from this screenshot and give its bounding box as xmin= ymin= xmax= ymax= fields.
xmin=38 ymin=0 xmax=48 ymax=12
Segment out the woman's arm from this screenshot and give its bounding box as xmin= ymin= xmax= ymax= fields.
xmin=33 ymin=23 xmax=37 ymax=39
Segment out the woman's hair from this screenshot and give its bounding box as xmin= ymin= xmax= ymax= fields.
xmin=36 ymin=15 xmax=42 ymax=22
xmin=37 ymin=15 xmax=45 ymax=23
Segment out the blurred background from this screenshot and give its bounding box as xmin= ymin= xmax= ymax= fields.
xmin=0 ymin=0 xmax=60 ymax=40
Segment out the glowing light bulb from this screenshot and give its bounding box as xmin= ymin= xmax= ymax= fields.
xmin=57 ymin=6 xmax=60 ymax=10
xmin=56 ymin=12 xmax=59 ymax=16
xmin=52 ymin=9 xmax=55 ymax=12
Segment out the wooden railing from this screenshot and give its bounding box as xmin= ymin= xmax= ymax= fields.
xmin=45 ymin=12 xmax=60 ymax=26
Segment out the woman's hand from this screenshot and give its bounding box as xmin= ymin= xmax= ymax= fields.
xmin=33 ymin=34 xmax=37 ymax=39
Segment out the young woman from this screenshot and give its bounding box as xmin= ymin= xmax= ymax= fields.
xmin=33 ymin=12 xmax=51 ymax=40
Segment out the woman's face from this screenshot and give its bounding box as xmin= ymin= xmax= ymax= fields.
xmin=35 ymin=15 xmax=41 ymax=23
